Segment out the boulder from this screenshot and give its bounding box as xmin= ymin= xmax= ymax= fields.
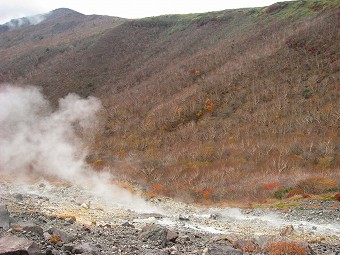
xmin=139 ymin=224 xmax=168 ymax=247
xmin=203 ymin=245 xmax=243 ymax=255
xmin=14 ymin=194 xmax=24 ymax=201
xmin=233 ymin=238 xmax=259 ymax=253
xmin=11 ymin=221 xmax=43 ymax=236
xmin=0 ymin=235 xmax=43 ymax=255
xmin=72 ymin=243 xmax=98 ymax=254
xmin=166 ymin=230 xmax=179 ymax=243
xmin=0 ymin=204 xmax=10 ymax=230
xmin=62 ymin=243 xmax=74 ymax=252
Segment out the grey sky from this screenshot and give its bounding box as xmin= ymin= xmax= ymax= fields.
xmin=0 ymin=0 xmax=293 ymax=24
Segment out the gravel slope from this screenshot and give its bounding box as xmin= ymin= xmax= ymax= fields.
xmin=0 ymin=179 xmax=339 ymax=254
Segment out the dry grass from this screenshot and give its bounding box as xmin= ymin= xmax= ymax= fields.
xmin=49 ymin=234 xmax=61 ymax=244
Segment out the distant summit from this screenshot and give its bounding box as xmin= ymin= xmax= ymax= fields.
xmin=48 ymin=8 xmax=85 ymax=18
xmin=0 ymin=8 xmax=84 ymax=32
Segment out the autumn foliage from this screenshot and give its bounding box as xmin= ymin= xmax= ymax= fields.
xmin=1 ymin=1 xmax=339 ymax=203
xmin=266 ymin=241 xmax=308 ymax=255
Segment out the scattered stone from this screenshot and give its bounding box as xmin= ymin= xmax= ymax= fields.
xmin=81 ymin=202 xmax=90 ymax=209
xmin=62 ymin=243 xmax=74 ymax=252
xmin=280 ymin=224 xmax=294 ymax=236
xmin=81 ymin=226 xmax=91 ymax=233
xmin=139 ymin=224 xmax=168 ymax=247
xmin=178 ymin=235 xmax=191 ymax=242
xmin=0 ymin=235 xmax=43 ymax=255
xmin=209 ymin=213 xmax=221 ymax=220
xmin=0 ymin=204 xmax=10 ymax=230
xmin=72 ymin=243 xmax=98 ymax=254
xmin=178 ymin=214 xmax=190 ymax=221
xmin=122 ymin=221 xmax=135 ymax=228
xmin=203 ymin=245 xmax=243 ymax=255
xmin=139 ymin=213 xmax=164 ymax=219
xmin=15 ymin=194 xmax=24 ymax=201
xmin=64 ymin=217 xmax=75 ymax=224
xmin=167 ymin=246 xmax=180 ymax=255
xmin=167 ymin=230 xmax=179 ymax=243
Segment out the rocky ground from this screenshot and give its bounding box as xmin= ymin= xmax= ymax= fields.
xmin=0 ymin=178 xmax=339 ymax=255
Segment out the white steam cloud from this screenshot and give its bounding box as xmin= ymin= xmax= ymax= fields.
xmin=4 ymin=14 xmax=46 ymax=30
xmin=0 ymin=84 xmax=159 ymax=213
xmin=0 ymin=85 xmax=99 ymax=179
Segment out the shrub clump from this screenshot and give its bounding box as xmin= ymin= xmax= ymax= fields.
xmin=295 ymin=176 xmax=337 ymax=194
xmin=266 ymin=241 xmax=308 ymax=255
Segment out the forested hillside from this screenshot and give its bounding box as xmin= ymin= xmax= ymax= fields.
xmin=1 ymin=0 xmax=339 ymax=203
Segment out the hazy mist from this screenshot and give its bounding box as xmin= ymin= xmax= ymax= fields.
xmin=0 ymin=84 xmax=159 ymax=212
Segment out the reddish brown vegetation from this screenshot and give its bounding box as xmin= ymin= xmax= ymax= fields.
xmin=334 ymin=193 xmax=340 ymax=201
xmin=266 ymin=241 xmax=308 ymax=255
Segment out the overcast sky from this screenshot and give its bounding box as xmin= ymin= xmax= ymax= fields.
xmin=0 ymin=0 xmax=293 ymax=24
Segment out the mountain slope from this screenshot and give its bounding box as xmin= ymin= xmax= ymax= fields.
xmin=0 ymin=0 xmax=339 ymax=203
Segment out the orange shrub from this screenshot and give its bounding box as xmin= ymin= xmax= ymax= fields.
xmin=295 ymin=176 xmax=337 ymax=194
xmin=266 ymin=241 xmax=307 ymax=255
xmin=263 ymin=182 xmax=280 ymax=189
xmin=202 ymin=188 xmax=213 ymax=200
xmin=118 ymin=150 xmax=128 ymax=157
xmin=153 ymin=183 xmax=165 ymax=191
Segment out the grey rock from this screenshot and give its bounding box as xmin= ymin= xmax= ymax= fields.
xmin=203 ymin=245 xmax=243 ymax=255
xmin=138 ymin=213 xmax=164 ymax=219
xmin=64 ymin=217 xmax=75 ymax=224
xmin=51 ymin=249 xmax=60 ymax=255
xmin=62 ymin=243 xmax=74 ymax=252
xmin=72 ymin=243 xmax=98 ymax=254
xmin=139 ymin=224 xmax=168 ymax=247
xmin=0 ymin=235 xmax=43 ymax=255
xmin=43 ymin=232 xmax=51 ymax=241
xmin=167 ymin=246 xmax=180 ymax=255
xmin=15 ymin=194 xmax=24 ymax=201
xmin=209 ymin=213 xmax=221 ymax=220
xmin=122 ymin=221 xmax=134 ymax=228
xmin=11 ymin=221 xmax=44 ymax=236
xmin=0 ymin=204 xmax=10 ymax=230
xmin=166 ymin=230 xmax=179 ymax=243
xmin=178 ymin=214 xmax=190 ymax=221
xmin=178 ymin=235 xmax=191 ymax=242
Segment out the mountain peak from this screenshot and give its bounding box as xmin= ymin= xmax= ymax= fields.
xmin=49 ymin=8 xmax=84 ymax=18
